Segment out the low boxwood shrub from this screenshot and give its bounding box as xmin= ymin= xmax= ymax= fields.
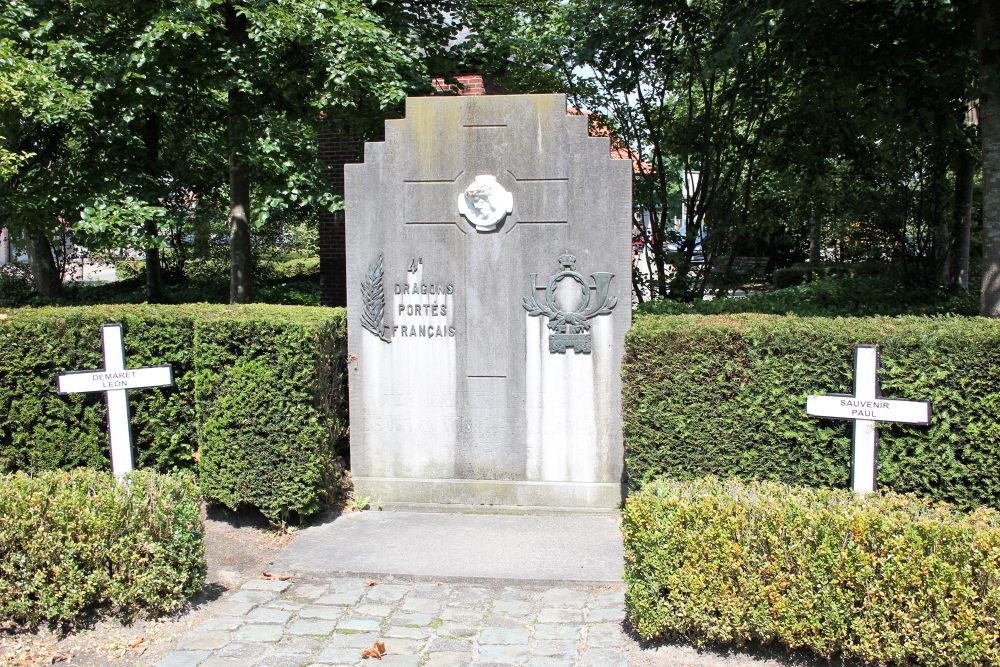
xmin=0 ymin=469 xmax=206 ymax=629
xmin=624 ymin=477 xmax=1000 ymax=666
xmin=623 ymin=314 xmax=1000 ymax=509
xmin=0 ymin=304 xmax=347 ymax=523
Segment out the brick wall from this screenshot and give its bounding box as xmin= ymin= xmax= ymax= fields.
xmin=317 ymin=125 xmax=362 ymax=307
xmin=431 ymin=74 xmax=487 ymax=96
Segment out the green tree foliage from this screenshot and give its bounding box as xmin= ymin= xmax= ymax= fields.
xmin=1 ymin=0 xmax=455 ymax=302
xmin=464 ymin=1 xmax=983 ymax=303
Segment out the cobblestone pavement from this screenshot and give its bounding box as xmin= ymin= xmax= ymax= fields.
xmin=156 ymin=575 xmax=630 ymax=667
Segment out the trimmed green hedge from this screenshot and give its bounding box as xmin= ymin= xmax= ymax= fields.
xmin=623 ymin=314 xmax=1000 ymax=509
xmin=624 ymin=477 xmax=1000 ymax=665
xmin=0 ymin=469 xmax=205 ymax=629
xmin=0 ymin=304 xmax=346 ymax=523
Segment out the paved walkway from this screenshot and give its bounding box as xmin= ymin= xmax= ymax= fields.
xmin=158 ymin=575 xmax=628 ymax=667
xmin=155 ymin=511 xmax=794 ymax=667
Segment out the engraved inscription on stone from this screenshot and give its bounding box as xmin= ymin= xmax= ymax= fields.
xmin=522 ymin=254 xmax=617 ymax=354
xmin=361 ymin=254 xmax=456 ymax=341
xmin=457 ymin=174 xmax=513 ymax=232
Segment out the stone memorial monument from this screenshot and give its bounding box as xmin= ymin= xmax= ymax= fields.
xmin=345 ymin=94 xmax=631 ymax=508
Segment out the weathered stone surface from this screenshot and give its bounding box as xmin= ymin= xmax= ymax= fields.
xmin=345 ymin=93 xmax=631 ymax=509
xmin=241 ymin=578 xmax=292 ymax=593
xmin=156 ymin=650 xmax=211 ymax=667
xmin=245 ymin=607 xmax=292 ymax=624
xmin=177 ymin=630 xmax=232 ymax=651
xmin=232 ymin=624 xmax=284 ymax=643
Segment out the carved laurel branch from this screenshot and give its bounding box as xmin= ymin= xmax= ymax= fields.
xmin=361 ymin=254 xmax=389 ymax=342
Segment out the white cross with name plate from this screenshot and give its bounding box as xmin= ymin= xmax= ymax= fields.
xmin=806 ymin=344 xmax=930 ymax=493
xmin=56 ymin=323 xmax=174 ymax=475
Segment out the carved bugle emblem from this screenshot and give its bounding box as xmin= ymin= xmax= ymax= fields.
xmin=522 ymin=254 xmax=617 ymax=353
xmin=361 ymin=254 xmax=391 ymax=342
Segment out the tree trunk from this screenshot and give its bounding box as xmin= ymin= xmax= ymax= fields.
xmin=808 ymin=204 xmax=821 ymax=263
xmin=930 ymin=115 xmax=952 ymax=285
xmin=25 ymin=230 xmax=61 ymax=297
xmin=950 ymin=146 xmax=975 ymax=291
xmin=981 ymin=0 xmax=1000 ymax=316
xmin=225 ymin=1 xmax=253 ymax=304
xmin=228 ymin=147 xmax=253 ymax=303
xmin=193 ymin=209 xmax=211 ymax=259
xmin=142 ymin=112 xmax=164 ymax=301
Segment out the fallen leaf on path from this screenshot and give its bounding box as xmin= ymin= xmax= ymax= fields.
xmin=262 ymin=572 xmax=292 ymax=581
xmin=133 ymin=647 xmax=146 ymax=656
xmin=51 ymin=654 xmax=68 ymax=664
xmin=366 ymin=579 xmax=379 ymax=586
xmin=360 ymin=641 xmax=386 ymax=659
xmin=127 ymin=636 xmax=145 ymax=648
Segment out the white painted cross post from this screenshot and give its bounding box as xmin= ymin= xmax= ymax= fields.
xmin=56 ymin=323 xmax=174 ymax=475
xmin=806 ymin=344 xmax=930 ymax=493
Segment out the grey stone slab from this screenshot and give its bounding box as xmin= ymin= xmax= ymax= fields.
xmin=241 ymin=579 xmax=292 ymax=593
xmin=352 ymin=602 xmax=394 ymax=617
xmin=400 ymin=596 xmax=445 ymax=613
xmin=326 ymin=632 xmax=380 ymax=648
xmin=591 ymin=590 xmax=625 ymax=607
xmin=198 ymin=657 xmax=248 ymax=667
xmin=483 ymin=615 xmax=529 ymax=629
xmin=245 ymin=607 xmax=292 ymax=624
xmin=195 ymin=617 xmax=243 ymax=631
xmin=537 ymin=607 xmax=584 ymax=623
xmin=287 ymin=618 xmax=337 ymax=636
xmin=377 ymin=656 xmax=420 ymax=667
xmin=317 ymin=645 xmax=364 ymax=664
xmin=384 ymin=625 xmax=431 ymax=639
xmin=579 ymin=647 xmax=627 ymax=666
xmin=157 ymin=651 xmax=211 ymax=667
xmin=539 ymin=588 xmax=590 ymax=607
xmin=273 ymin=511 xmax=623 ymax=583
xmin=478 ymin=627 xmax=529 ymax=645
xmin=315 ymin=590 xmax=364 ymax=606
xmin=215 ymin=601 xmax=256 ymax=617
xmin=586 ymin=606 xmax=625 ymax=623
xmin=288 ymin=583 xmax=328 ymax=600
xmin=382 ymin=638 xmax=426 ymax=655
xmin=233 ymin=624 xmax=284 ymax=643
xmin=178 ymin=630 xmax=232 ymax=651
xmin=476 ymin=644 xmax=531 ymax=664
xmin=491 ymin=599 xmax=532 ymax=615
xmin=365 ymin=583 xmax=410 ymax=602
xmin=264 ymin=599 xmax=303 ymax=612
xmin=337 ymin=617 xmax=381 ymax=633
xmin=530 ymin=638 xmax=578 ymax=656
xmin=228 ymin=590 xmax=276 ymax=605
xmin=534 ymin=624 xmax=580 ymax=640
xmin=425 ymin=652 xmax=474 ymax=667
xmin=299 ymin=605 xmax=346 ymax=620
xmin=427 ymin=637 xmax=473 ymax=653
xmin=526 ymin=657 xmax=576 ymax=667
xmin=584 ymin=622 xmax=624 ymax=648
xmin=440 ymin=607 xmax=484 ymax=623
xmin=437 ymin=622 xmax=478 ymax=637
xmin=388 ymin=612 xmax=433 ymax=627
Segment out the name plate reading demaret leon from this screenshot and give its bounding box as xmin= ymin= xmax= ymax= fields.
xmin=57 ymin=367 xmax=173 ymax=393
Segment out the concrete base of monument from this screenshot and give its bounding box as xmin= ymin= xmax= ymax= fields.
xmin=352 ymin=477 xmax=624 ymax=510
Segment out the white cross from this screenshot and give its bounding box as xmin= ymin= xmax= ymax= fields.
xmin=56 ymin=323 xmax=174 ymax=475
xmin=806 ymin=344 xmax=930 ymax=493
